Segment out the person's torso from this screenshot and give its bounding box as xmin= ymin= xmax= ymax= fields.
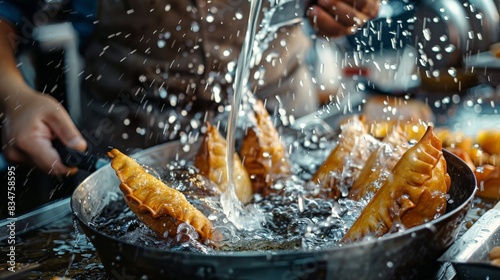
xmin=78 ymin=0 xmax=314 ymax=152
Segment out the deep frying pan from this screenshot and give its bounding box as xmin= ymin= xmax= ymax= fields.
xmin=71 ymin=140 xmax=476 ymax=280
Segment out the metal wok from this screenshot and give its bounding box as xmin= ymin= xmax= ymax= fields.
xmin=71 ymin=141 xmax=476 ymax=280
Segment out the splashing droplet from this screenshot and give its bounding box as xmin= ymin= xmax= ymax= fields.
xmin=423 ymin=28 xmax=431 ymax=41
xmin=447 ymin=67 xmax=457 ymax=77
xmin=444 ymin=44 xmax=455 ymax=53
xmin=191 ymin=22 xmax=200 ymax=33
xmin=157 ymin=40 xmax=166 ymax=48
xmin=158 ymin=88 xmax=167 ymax=98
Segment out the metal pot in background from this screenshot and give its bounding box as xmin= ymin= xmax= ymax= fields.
xmin=462 ymin=0 xmax=500 ymax=54
xmin=413 ymin=0 xmax=472 ymax=70
xmin=411 ymin=0 xmax=500 ymax=92
xmin=413 ymin=0 xmax=500 ymax=70
xmin=346 ymin=0 xmax=416 ymax=52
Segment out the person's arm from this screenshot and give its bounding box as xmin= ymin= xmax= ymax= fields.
xmin=0 ymin=20 xmax=87 ymax=175
xmin=307 ymin=0 xmax=380 ymax=38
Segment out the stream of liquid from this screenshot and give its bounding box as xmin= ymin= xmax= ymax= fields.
xmin=221 ymin=0 xmax=264 ymax=230
xmin=222 ymin=0 xmax=300 ymax=230
xmin=225 ymin=0 xmax=263 ymax=183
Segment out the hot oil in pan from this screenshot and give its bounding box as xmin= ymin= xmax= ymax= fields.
xmin=90 ymin=197 xmax=363 ymax=253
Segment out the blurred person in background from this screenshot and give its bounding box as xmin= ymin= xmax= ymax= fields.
xmin=0 ymin=0 xmax=378 ymax=188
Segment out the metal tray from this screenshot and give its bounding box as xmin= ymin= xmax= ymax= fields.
xmin=0 ymin=197 xmax=71 ymax=241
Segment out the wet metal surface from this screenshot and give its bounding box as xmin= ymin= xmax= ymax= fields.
xmin=439 ymin=202 xmax=500 ymax=280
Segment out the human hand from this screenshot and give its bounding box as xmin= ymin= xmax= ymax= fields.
xmin=307 ymin=0 xmax=380 ymax=38
xmin=2 ymin=88 xmax=87 ymax=175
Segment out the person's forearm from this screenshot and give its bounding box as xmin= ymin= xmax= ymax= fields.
xmin=0 ymin=20 xmax=31 ymax=103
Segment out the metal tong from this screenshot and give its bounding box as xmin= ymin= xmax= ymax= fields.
xmin=53 ymin=139 xmax=109 ymax=173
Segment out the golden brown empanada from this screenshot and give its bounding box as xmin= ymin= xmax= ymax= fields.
xmin=349 ymin=126 xmax=410 ymax=201
xmin=194 ymin=123 xmax=253 ymax=204
xmin=240 ymin=100 xmax=291 ymax=195
xmin=310 ymin=115 xmax=379 ymax=199
xmin=108 ymin=149 xmax=217 ymax=242
xmin=342 ymin=126 xmax=450 ymax=243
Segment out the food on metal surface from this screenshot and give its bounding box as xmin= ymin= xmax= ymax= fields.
xmin=349 ymin=126 xmax=410 ymax=201
xmin=240 ymin=99 xmax=291 ymax=195
xmin=108 ymin=149 xmax=217 ymax=242
xmin=474 ymin=165 xmax=500 ymax=200
xmin=106 ymin=108 xmax=456 ymax=247
xmin=310 ymin=115 xmax=379 ymax=199
xmin=342 ymin=127 xmax=450 ymax=243
xmin=194 ymin=122 xmax=253 ymax=204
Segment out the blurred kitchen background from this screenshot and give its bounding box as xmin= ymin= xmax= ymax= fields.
xmin=2 ymin=0 xmax=500 ymax=218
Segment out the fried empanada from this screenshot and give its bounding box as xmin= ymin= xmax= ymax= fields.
xmin=240 ymin=100 xmax=291 ymax=195
xmin=311 ymin=115 xmax=379 ymax=199
xmin=194 ymin=123 xmax=253 ymax=204
xmin=342 ymin=126 xmax=450 ymax=243
xmin=108 ymin=149 xmax=217 ymax=242
xmin=349 ymin=126 xmax=410 ymax=201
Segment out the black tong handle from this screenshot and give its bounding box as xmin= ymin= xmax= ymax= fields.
xmin=53 ymin=139 xmax=108 ymax=173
